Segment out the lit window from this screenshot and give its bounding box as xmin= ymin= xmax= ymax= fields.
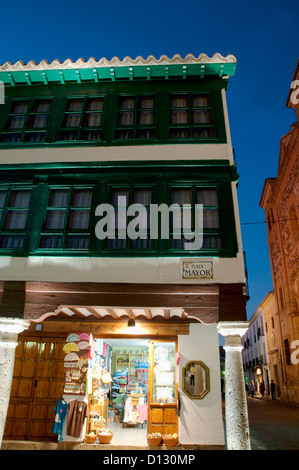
xmin=170 ymin=186 xmax=220 ymax=250
xmin=0 ymin=188 xmax=32 ymax=249
xmin=39 ymin=187 xmax=92 ymax=250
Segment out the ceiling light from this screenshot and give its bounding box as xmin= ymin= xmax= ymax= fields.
xmin=127 ymin=318 xmax=136 ymax=328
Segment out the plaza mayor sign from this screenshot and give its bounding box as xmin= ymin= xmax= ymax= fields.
xmin=181 ymin=260 xmax=213 ymax=279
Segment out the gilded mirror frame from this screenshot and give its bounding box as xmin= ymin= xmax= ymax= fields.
xmin=182 ymin=360 xmax=210 ymax=399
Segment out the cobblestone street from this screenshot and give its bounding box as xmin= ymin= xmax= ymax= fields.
xmin=247 ymin=397 xmax=299 ymax=450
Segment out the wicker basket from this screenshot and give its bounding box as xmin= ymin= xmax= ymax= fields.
xmin=163 ymin=437 xmax=178 ymax=447
xmin=147 ymin=436 xmax=162 ymax=446
xmin=97 ymin=431 xmax=113 ymax=444
xmin=85 ymin=433 xmax=97 ymax=444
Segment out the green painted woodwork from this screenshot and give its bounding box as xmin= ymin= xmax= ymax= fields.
xmin=0 ymin=161 xmax=238 ymax=258
xmin=0 ymin=78 xmax=227 ymax=147
xmin=0 ymin=62 xmax=235 ymax=88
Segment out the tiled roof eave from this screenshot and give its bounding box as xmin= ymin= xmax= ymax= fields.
xmin=0 ymin=53 xmax=236 ymax=86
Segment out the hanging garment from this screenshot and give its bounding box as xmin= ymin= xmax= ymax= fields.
xmin=137 ymin=403 xmax=148 ymax=422
xmin=53 ymin=399 xmax=68 ymax=442
xmin=123 ymin=397 xmax=133 ymax=423
xmin=67 ymin=399 xmax=88 ymax=438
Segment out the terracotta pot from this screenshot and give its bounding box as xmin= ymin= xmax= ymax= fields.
xmin=85 ymin=433 xmax=97 ymax=444
xmin=163 ymin=437 xmax=178 ymax=447
xmin=97 ymin=431 xmax=113 ymax=444
xmin=147 ymin=437 xmax=162 ymax=446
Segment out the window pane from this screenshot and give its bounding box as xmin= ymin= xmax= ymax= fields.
xmin=58 ymin=130 xmax=79 ymax=141
xmin=134 ymin=189 xmax=152 ymax=205
xmin=6 ymin=115 xmax=27 ymax=129
xmin=112 ymin=189 xmax=129 ymax=206
xmin=170 ymin=129 xmax=190 ymax=139
xmin=139 ymin=97 xmax=154 ymax=108
xmin=66 ymin=235 xmax=89 ymax=249
xmin=72 ymin=190 xmax=92 ymax=207
xmin=115 ymin=130 xmax=133 ymax=140
xmin=119 ymin=97 xmax=135 ymax=110
xmin=192 ymin=95 xmax=210 ymax=107
xmin=171 ymin=110 xmax=189 ymax=124
xmin=66 ymin=99 xmax=84 ymax=112
xmin=172 ymin=95 xmax=188 ymax=107
xmin=172 ymin=189 xmax=192 ymax=205
xmin=136 ymin=129 xmax=154 ymax=139
xmin=44 ymin=210 xmax=66 ymax=229
xmin=9 ymin=190 xmax=31 ymax=207
xmin=81 ymin=130 xmax=102 ymax=141
xmin=32 ymin=100 xmax=51 ymax=113
xmin=203 ymin=209 xmax=219 ymax=228
xmin=197 ymin=189 xmax=217 ymax=206
xmin=86 ymin=98 xmax=103 ymax=111
xmin=118 ymin=111 xmax=134 ymax=126
xmin=0 ymin=191 xmax=6 ymax=208
xmin=63 ymin=114 xmax=81 ymax=127
xmin=24 ymin=132 xmax=46 ymax=143
xmin=193 ymin=128 xmax=214 ymax=138
xmin=0 ymin=133 xmax=21 ymax=143
xmin=68 ymin=210 xmax=90 ymax=229
xmin=202 ymin=235 xmax=221 ymax=249
xmin=132 ymin=238 xmax=152 ymax=249
xmin=49 ymin=189 xmax=69 ymax=207
xmin=83 ymin=113 xmax=101 ymax=127
xmin=28 ymin=114 xmax=48 ymax=128
xmin=0 ymin=235 xmax=25 ymax=249
xmin=11 ymin=101 xmax=30 ymax=114
xmin=5 ymin=210 xmax=28 ymax=229
xmin=39 ymin=235 xmax=62 ymax=249
xmin=193 ymin=109 xmax=211 ymax=124
xmin=107 ymin=238 xmax=127 ymax=249
xmin=138 ymin=110 xmax=153 ymax=125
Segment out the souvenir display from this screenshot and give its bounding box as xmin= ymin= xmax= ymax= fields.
xmin=153 ymin=343 xmax=175 ymax=403
xmin=63 ymin=332 xmax=90 ymax=395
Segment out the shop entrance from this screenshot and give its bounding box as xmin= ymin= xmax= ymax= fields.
xmin=88 ymin=337 xmax=178 ymax=446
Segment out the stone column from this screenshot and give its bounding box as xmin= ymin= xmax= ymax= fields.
xmin=0 ymin=318 xmax=30 ymax=449
xmin=217 ymin=321 xmax=250 ymax=450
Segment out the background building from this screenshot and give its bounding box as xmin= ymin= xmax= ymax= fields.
xmin=260 ymin=59 xmax=299 ymax=403
xmin=242 ymin=291 xmax=273 ymax=397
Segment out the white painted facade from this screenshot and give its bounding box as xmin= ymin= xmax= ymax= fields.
xmin=242 ymin=307 xmax=271 ymax=396
xmin=178 ymin=323 xmax=225 ymax=446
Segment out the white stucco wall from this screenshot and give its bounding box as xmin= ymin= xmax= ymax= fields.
xmin=0 ymin=142 xmax=234 ymax=165
xmin=0 ymin=254 xmax=245 ymax=284
xmin=178 ymin=323 xmax=225 ymax=446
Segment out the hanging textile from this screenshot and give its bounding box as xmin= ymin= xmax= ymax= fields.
xmin=66 ymin=399 xmax=88 ymax=438
xmin=53 ymin=399 xmax=68 ymax=442
xmin=123 ymin=397 xmax=133 ymax=423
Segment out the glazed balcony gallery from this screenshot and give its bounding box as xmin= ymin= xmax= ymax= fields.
xmin=0 ymin=81 xmax=226 ymax=147
xmin=0 ymin=161 xmax=238 ymax=257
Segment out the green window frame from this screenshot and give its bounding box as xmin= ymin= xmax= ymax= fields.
xmin=38 ymin=186 xmax=93 ymax=250
xmin=115 ymin=95 xmax=156 ymax=141
xmin=169 ymin=185 xmax=221 ymax=251
xmin=169 ymin=93 xmax=214 ymax=140
xmin=103 ymin=185 xmax=155 ymax=251
xmin=0 ymin=99 xmax=52 ymax=143
xmin=0 ymin=187 xmax=32 ymax=249
xmin=57 ymin=96 xmax=104 ymax=142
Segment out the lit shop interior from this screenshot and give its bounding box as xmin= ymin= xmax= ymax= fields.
xmin=62 ymin=333 xmax=177 ymax=445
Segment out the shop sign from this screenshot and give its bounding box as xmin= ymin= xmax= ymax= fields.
xmin=181 ymin=260 xmax=213 ymax=279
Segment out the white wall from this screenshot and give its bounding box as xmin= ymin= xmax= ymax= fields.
xmin=0 ymin=143 xmax=234 ymax=165
xmin=0 ymin=254 xmax=245 ymax=284
xmin=178 ymin=323 xmax=225 ymax=446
